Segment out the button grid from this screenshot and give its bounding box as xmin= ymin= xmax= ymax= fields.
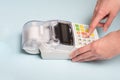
xmin=73 ymin=23 xmax=98 ymax=48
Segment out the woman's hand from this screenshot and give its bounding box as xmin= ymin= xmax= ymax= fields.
xmin=70 ymin=31 xmax=120 ymax=62
xmin=88 ymin=0 xmax=120 ymax=36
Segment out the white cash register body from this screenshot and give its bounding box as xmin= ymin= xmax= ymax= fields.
xmin=22 ymin=20 xmax=99 ymax=59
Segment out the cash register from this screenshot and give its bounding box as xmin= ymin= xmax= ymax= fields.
xmin=22 ymin=20 xmax=99 ymax=59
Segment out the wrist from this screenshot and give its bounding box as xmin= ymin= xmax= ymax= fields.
xmin=114 ymin=30 xmax=120 ymax=53
xmin=106 ymin=30 xmax=120 ymax=54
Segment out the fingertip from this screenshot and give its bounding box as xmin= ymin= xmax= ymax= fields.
xmin=72 ymin=58 xmax=77 ymax=62
xmin=69 ymin=51 xmax=76 ymax=59
xmin=87 ymin=31 xmax=92 ymax=37
xmin=88 ymin=25 xmax=95 ymax=36
xmin=82 ymin=32 xmax=90 ymax=38
xmin=87 ymin=32 xmax=91 ymax=37
xmin=69 ymin=53 xmax=73 ymax=59
xmin=71 ymin=59 xmax=76 ymax=62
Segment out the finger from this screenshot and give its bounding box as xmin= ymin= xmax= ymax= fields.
xmin=72 ymin=51 xmax=93 ymax=62
xmin=95 ymin=15 xmax=109 ymax=28
xmin=92 ymin=0 xmax=101 ymax=21
xmin=79 ymin=56 xmax=98 ymax=62
xmin=88 ymin=1 xmax=102 ymax=37
xmin=78 ymin=52 xmax=106 ymax=62
xmin=103 ymin=14 xmax=116 ymax=32
xmin=88 ymin=11 xmax=108 ymax=36
xmin=70 ymin=44 xmax=91 ymax=59
xmin=91 ymin=12 xmax=109 ymax=29
xmin=92 ymin=15 xmax=109 ymax=28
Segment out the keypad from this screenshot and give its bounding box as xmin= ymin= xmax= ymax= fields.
xmin=72 ymin=23 xmax=99 ymax=48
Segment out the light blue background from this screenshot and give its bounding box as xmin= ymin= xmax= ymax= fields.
xmin=0 ymin=0 xmax=120 ymax=80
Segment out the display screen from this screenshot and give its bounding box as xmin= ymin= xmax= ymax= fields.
xmin=54 ymin=23 xmax=73 ymax=45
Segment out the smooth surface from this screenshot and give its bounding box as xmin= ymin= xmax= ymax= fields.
xmin=0 ymin=0 xmax=120 ymax=80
